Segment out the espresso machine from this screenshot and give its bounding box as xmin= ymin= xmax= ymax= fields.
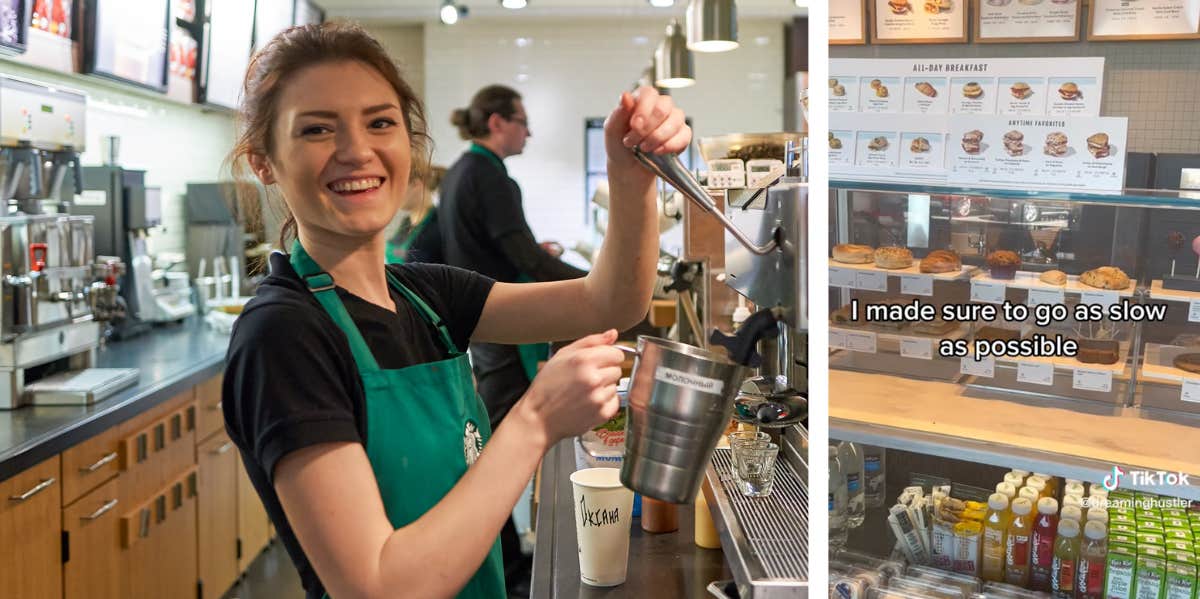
xmin=0 ymin=74 xmax=136 ymax=408
xmin=77 ymin=166 xmax=195 ymax=339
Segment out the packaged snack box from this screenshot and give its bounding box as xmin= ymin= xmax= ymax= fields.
xmin=1140 ymin=545 xmax=1167 ymax=559
xmin=1105 ymin=544 xmax=1138 ymax=599
xmin=1163 ymin=559 xmax=1195 ymax=599
xmin=1165 ymin=529 xmax=1194 ymax=543
xmin=1134 ymin=556 xmax=1165 ymax=599
xmin=1164 ymin=518 xmax=1191 ymax=530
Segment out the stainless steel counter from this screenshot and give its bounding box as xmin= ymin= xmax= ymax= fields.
xmin=532 ymin=438 xmax=731 ymax=598
xmin=0 ymin=318 xmax=229 ymax=482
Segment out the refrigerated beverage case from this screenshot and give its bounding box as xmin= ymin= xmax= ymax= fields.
xmin=864 ymin=445 xmax=886 ymax=508
xmin=830 ymin=446 xmax=848 ymax=548
xmin=1086 ymin=509 xmax=1109 ymax=525
xmin=1007 ymin=497 xmax=1035 ymax=587
xmin=997 ymin=482 xmax=1018 ymax=500
xmin=1027 ymin=477 xmax=1049 ymax=498
xmin=1032 ymin=497 xmax=1060 ymax=591
xmin=984 ymin=493 xmax=1012 ymax=582
xmin=1064 ymin=482 xmax=1086 ymax=499
xmin=1052 ymin=518 xmax=1082 ymax=599
xmin=1077 ymin=520 xmax=1108 ymax=599
xmin=839 ymin=441 xmax=865 ymax=528
xmin=1020 ymin=486 xmax=1042 ymax=503
xmin=1061 ymin=505 xmax=1083 ymax=524
xmin=1034 ymin=474 xmax=1059 ymax=498
xmin=1006 ymin=472 xmax=1028 ymax=488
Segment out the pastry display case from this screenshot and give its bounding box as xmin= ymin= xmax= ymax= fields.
xmin=830 ymin=181 xmax=1200 ymax=414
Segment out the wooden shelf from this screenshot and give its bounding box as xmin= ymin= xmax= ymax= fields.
xmin=829 ymin=261 xmax=978 ymax=281
xmin=974 ymin=271 xmax=1137 ymax=297
xmin=829 ymin=369 xmax=1200 ymax=500
xmin=1149 ymin=280 xmax=1200 ymax=304
xmin=1141 ymin=343 xmax=1200 ymax=384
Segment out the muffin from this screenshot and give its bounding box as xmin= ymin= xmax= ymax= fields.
xmin=986 ymin=250 xmax=1021 ymax=279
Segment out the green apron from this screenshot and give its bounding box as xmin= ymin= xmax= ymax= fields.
xmin=385 ymin=209 xmax=435 ymax=265
xmin=468 ymin=143 xmax=549 ymax=381
xmin=289 ymin=240 xmax=505 ymax=599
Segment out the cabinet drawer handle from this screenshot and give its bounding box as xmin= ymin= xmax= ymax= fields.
xmin=80 ymin=451 xmax=118 ymax=473
xmin=211 ymin=442 xmax=234 ymax=455
xmin=82 ymin=498 xmax=119 ymax=520
xmin=9 ymin=477 xmax=55 ymax=502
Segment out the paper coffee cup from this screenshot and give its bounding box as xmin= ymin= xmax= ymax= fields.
xmin=570 ymin=467 xmax=635 ymax=587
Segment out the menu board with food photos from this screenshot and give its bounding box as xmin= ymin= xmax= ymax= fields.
xmin=829 ymin=58 xmax=1104 ymax=117
xmin=946 ymin=114 xmax=1128 ymax=190
xmin=1088 ymin=0 xmax=1200 ymax=40
xmin=873 ymin=0 xmax=968 ymax=43
xmin=976 ymin=0 xmax=1081 ymax=43
xmin=31 ymin=0 xmax=67 ymax=39
xmin=831 ymin=0 xmax=868 ymax=44
xmin=0 ymin=0 xmax=29 ymax=53
xmin=202 ymin=0 xmax=254 ymax=109
xmin=255 ymin=0 xmax=294 ymax=50
xmin=86 ymin=0 xmax=171 ymax=91
xmin=831 ymin=112 xmax=952 ymax=183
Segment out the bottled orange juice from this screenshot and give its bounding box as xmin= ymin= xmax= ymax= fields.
xmin=1051 ymin=518 xmax=1081 ymax=598
xmin=983 ymin=492 xmax=1011 ymax=582
xmin=1005 ymin=497 xmax=1035 ymax=587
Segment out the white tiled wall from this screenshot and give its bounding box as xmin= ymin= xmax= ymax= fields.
xmin=415 ymin=18 xmax=790 ymax=248
xmin=831 ymin=38 xmax=1200 ymax=154
xmin=367 ymin=25 xmax=426 ymax=103
xmin=0 ymin=60 xmax=237 ymax=256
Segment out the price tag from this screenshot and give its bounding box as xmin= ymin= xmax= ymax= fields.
xmin=1017 ymin=361 xmax=1055 ymax=386
xmin=971 ymin=280 xmax=1006 ymax=304
xmin=961 ymin=356 xmax=996 ymax=378
xmin=1072 ymin=368 xmax=1113 ymax=393
xmin=1028 ymin=288 xmax=1066 ymax=307
xmin=900 ymin=275 xmax=934 ymax=297
xmin=900 ymin=336 xmax=933 ymax=360
xmin=855 ymin=270 xmax=888 ymax=292
xmin=1080 ymin=290 xmax=1119 ymax=309
xmin=1189 ymin=300 xmax=1200 ymax=323
xmin=830 ymin=329 xmax=847 ymax=350
xmin=1183 ymin=379 xmax=1200 ymax=404
xmin=830 ymin=267 xmax=856 ymax=288
xmin=845 ymin=331 xmax=878 ymax=353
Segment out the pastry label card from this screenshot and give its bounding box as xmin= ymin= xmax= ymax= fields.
xmin=978 ymin=0 xmax=1081 ymax=42
xmin=859 ymin=77 xmax=903 ymax=113
xmin=829 ymin=76 xmax=859 ymax=112
xmin=1073 ymin=367 xmax=1113 ymax=393
xmin=901 ymin=336 xmax=935 ymax=359
xmin=874 ymin=0 xmax=968 ymax=43
xmin=1182 ymin=378 xmax=1200 ymax=403
xmin=903 ymin=77 xmax=950 ymax=113
xmin=1188 ymin=299 xmax=1200 ymax=323
xmin=831 ymin=0 xmax=868 ymax=43
xmin=997 ymin=77 xmax=1048 ymax=116
xmin=1090 ymin=0 xmax=1200 ymax=39
xmin=1017 ymin=361 xmax=1055 ymax=386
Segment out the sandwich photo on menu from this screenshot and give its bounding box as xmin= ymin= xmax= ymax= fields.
xmin=1059 ymin=82 xmax=1081 ymax=100
xmin=1010 ymin=82 xmax=1032 ymax=100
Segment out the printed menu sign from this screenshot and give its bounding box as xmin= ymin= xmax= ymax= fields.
xmin=977 ymin=0 xmax=1081 ymax=43
xmin=873 ymin=0 xmax=969 ymax=43
xmin=946 ymin=114 xmax=1129 ymax=191
xmin=1089 ymin=0 xmax=1200 ymax=40
xmin=831 ymin=0 xmax=868 ymax=44
xmin=832 ymin=113 xmax=950 ymax=183
xmin=830 ymin=58 xmax=1104 ymax=117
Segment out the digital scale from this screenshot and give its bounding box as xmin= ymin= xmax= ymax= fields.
xmin=706 ymin=159 xmax=745 ymax=189
xmin=746 ymin=159 xmax=785 ymax=188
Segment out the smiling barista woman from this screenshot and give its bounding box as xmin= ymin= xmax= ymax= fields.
xmin=221 ymin=22 xmax=690 ymax=599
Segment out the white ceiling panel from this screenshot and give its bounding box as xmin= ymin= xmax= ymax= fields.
xmin=320 ymin=0 xmax=805 ymax=23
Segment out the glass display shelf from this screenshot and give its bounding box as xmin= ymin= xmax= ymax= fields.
xmin=831 ymin=180 xmax=1200 ymax=208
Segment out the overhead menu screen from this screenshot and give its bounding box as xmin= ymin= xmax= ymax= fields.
xmin=88 ymin=0 xmax=170 ymax=91
xmin=203 ymin=0 xmax=255 ymax=109
xmin=254 ymin=0 xmax=292 ymax=51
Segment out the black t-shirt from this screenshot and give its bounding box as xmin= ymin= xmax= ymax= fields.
xmin=438 ymin=150 xmax=530 ymax=282
xmin=222 ymin=251 xmax=494 ymax=599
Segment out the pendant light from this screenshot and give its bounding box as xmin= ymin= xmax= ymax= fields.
xmin=654 ymin=20 xmax=695 ymax=89
xmin=439 ymin=0 xmax=462 ymax=24
xmin=500 ymin=0 xmax=527 ymax=8
xmin=686 ymin=0 xmax=738 ymax=53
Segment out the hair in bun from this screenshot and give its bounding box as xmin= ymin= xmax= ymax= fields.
xmin=452 ymin=85 xmax=522 ymax=140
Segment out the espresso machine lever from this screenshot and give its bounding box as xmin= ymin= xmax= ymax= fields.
xmin=707 ymin=307 xmax=781 ymax=368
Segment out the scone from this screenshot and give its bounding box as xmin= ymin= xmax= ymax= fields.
xmin=875 ymin=246 xmax=915 ymax=269
xmin=1039 ymin=270 xmax=1067 ymax=285
xmin=1079 ymin=266 xmax=1130 ymax=290
xmin=832 ymin=244 xmax=874 ymax=264
xmin=920 ymin=249 xmax=962 ymax=273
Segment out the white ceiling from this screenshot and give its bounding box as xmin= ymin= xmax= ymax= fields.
xmin=322 ymin=0 xmax=806 ymax=23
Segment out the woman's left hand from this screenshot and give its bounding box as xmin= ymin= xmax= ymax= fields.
xmin=604 ymin=87 xmax=691 ymax=181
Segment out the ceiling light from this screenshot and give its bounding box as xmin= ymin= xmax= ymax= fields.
xmin=795 ymin=0 xmax=805 ymax=6
xmin=686 ymin=0 xmax=739 ymax=53
xmin=439 ymin=1 xmax=459 ymax=25
xmin=648 ymin=0 xmax=676 ymax=6
xmin=655 ymin=20 xmax=695 ymax=89
xmin=501 ymin=0 xmax=527 ymax=8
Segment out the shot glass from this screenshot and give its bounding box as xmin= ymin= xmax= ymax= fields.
xmin=727 ymin=431 xmax=770 ymax=486
xmin=732 ymin=441 xmax=779 ymax=497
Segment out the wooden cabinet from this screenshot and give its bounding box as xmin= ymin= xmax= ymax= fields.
xmin=197 ymin=431 xmax=238 ymax=599
xmin=0 ymin=456 xmax=62 ymax=599
xmin=61 ymin=425 xmax=121 ymax=506
xmin=236 ymin=453 xmax=271 ymax=571
xmin=195 ymin=374 xmax=224 ymax=441
xmin=119 ymin=467 xmax=198 ymax=599
xmin=63 ymin=478 xmax=121 ymax=599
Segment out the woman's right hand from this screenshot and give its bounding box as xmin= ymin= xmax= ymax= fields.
xmin=514 ymin=329 xmax=625 ymax=447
